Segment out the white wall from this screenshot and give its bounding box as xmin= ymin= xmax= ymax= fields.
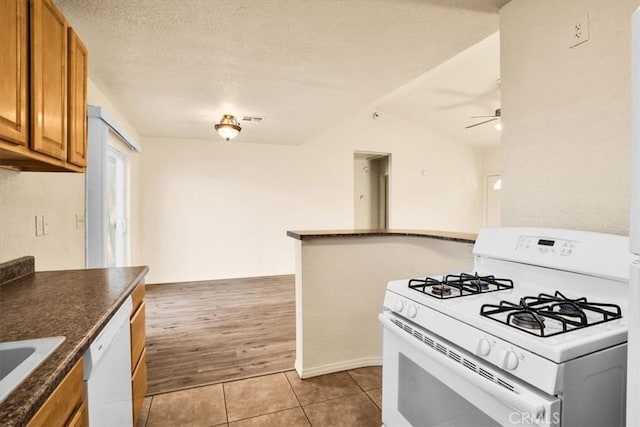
xmin=482 ymin=146 xmax=502 ymax=175
xmin=500 ymin=0 xmax=639 ymax=234
xmin=0 ymin=78 xmax=141 ymax=270
xmin=140 ymin=109 xmax=484 ymax=284
xmin=0 ymin=170 xmax=84 ymax=270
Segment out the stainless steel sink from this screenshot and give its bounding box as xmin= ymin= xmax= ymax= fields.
xmin=0 ymin=337 xmax=65 ymax=403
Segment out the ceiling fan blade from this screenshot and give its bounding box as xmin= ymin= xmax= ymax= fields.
xmin=465 ymin=118 xmax=498 ymax=129
xmin=470 ymin=108 xmax=501 ymax=119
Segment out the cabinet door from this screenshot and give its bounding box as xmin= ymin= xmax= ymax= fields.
xmin=27 ymin=358 xmax=83 ymax=427
xmin=66 ymin=401 xmax=88 ymax=427
xmin=130 ymin=300 xmax=146 ymax=369
xmin=0 ymin=0 xmax=28 ymax=146
xmin=31 ymin=0 xmax=67 ymax=160
xmin=132 ymin=348 xmax=148 ymax=424
xmin=67 ymin=28 xmax=87 ymax=167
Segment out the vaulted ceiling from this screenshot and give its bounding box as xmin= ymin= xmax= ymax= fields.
xmin=54 ymin=0 xmax=508 ymax=145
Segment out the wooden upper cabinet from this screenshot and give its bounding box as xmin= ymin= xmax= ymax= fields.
xmin=0 ymin=0 xmax=29 ymax=146
xmin=0 ymin=0 xmax=87 ymax=172
xmin=30 ymin=0 xmax=67 ymax=160
xmin=67 ymin=28 xmax=87 ymax=167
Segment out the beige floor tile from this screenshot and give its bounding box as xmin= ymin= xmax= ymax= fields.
xmin=285 ymin=370 xmax=362 ymax=406
xmin=136 ymin=396 xmax=153 ymax=427
xmin=366 ymin=388 xmax=382 ymax=410
xmin=224 ymin=373 xmax=299 ymax=422
xmin=303 ymin=392 xmax=381 ymax=427
xmin=146 ymin=384 xmax=227 ymax=427
xmin=347 ymin=366 xmax=382 ymax=391
xmin=228 ymin=407 xmax=310 ymax=427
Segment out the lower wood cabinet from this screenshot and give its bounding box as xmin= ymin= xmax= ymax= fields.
xmin=132 ymin=347 xmax=148 ymax=423
xmin=130 ymin=282 xmax=147 ymax=424
xmin=65 ymin=401 xmax=88 ymax=427
xmin=27 ymin=357 xmax=87 ymax=427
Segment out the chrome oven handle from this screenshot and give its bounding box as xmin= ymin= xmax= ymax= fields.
xmin=379 ymin=312 xmax=551 ymax=420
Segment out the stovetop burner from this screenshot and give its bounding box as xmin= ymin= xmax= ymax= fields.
xmin=431 ymin=284 xmax=452 ymax=296
xmin=409 ymin=272 xmax=514 ymax=299
xmin=480 ymin=291 xmax=622 ymax=337
xmin=470 ymin=278 xmax=491 ymax=290
xmin=511 ymin=311 xmax=545 ymax=330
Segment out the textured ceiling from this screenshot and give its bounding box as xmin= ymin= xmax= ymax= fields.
xmin=54 ymin=0 xmax=508 ymax=145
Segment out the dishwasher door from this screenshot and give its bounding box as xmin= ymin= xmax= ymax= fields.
xmin=84 ymin=296 xmax=133 ymax=427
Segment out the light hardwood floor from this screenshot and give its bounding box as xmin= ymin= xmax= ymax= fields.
xmin=145 ymin=275 xmax=295 ymax=395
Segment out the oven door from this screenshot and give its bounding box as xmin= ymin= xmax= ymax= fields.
xmin=379 ymin=311 xmax=561 ymax=427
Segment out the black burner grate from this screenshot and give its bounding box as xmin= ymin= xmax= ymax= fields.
xmin=480 ymin=291 xmax=622 ymax=337
xmin=408 ymin=272 xmax=514 ymax=299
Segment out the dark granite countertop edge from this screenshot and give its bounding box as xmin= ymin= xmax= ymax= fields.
xmin=1 ymin=266 xmax=149 ymax=426
xmin=286 ymin=229 xmax=477 ymax=244
xmin=0 ymin=256 xmax=35 ymax=285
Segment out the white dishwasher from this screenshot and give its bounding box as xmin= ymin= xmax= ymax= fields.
xmin=83 ymin=296 xmax=133 ymax=426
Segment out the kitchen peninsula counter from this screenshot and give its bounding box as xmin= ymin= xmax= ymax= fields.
xmin=288 ymin=228 xmax=476 ymax=379
xmin=287 ymin=229 xmax=476 ymax=243
xmin=0 ymin=266 xmax=148 ymax=426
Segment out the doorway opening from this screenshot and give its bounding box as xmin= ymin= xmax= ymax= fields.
xmin=354 ymin=152 xmax=390 ymax=229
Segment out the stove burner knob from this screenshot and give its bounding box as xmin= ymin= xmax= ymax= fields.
xmin=476 ymin=338 xmax=492 ymax=356
xmin=406 ymin=304 xmax=417 ymax=318
xmin=394 ymin=300 xmax=404 ymax=313
xmin=502 ymin=349 xmax=519 ymax=370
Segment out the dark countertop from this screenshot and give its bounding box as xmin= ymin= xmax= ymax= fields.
xmin=286 ymin=229 xmax=477 ymax=244
xmin=0 ymin=266 xmax=149 ymax=427
xmin=0 ymin=256 xmax=34 ymax=285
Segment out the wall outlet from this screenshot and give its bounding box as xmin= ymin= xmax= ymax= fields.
xmin=570 ymin=12 xmax=590 ymax=49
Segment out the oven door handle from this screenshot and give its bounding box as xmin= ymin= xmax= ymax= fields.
xmin=380 ymin=312 xmax=552 ymax=420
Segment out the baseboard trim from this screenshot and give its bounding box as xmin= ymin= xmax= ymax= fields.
xmin=296 ymin=357 xmax=382 ymax=379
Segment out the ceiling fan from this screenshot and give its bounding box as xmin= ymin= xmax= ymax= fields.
xmin=466 ymin=108 xmax=501 ymax=129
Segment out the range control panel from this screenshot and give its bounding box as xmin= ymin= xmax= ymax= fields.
xmin=516 ymin=236 xmax=578 ymax=256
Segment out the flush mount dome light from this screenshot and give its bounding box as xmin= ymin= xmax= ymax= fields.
xmin=214 ymin=114 xmax=241 ymax=141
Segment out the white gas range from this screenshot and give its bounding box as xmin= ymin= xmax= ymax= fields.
xmin=380 ymin=227 xmax=631 ymax=427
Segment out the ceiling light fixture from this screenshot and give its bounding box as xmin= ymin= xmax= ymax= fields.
xmin=214 ymin=114 xmax=241 ymax=141
xmin=494 ymin=122 xmax=503 ymax=131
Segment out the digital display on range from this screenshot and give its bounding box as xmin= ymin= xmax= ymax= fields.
xmin=538 ymin=239 xmax=555 ymax=247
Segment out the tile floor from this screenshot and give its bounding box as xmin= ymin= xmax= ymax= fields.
xmin=137 ymin=366 xmax=382 ymax=427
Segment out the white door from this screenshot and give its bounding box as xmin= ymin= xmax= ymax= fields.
xmin=107 ymin=147 xmax=127 ymax=267
xmin=486 ymin=174 xmax=502 ymax=227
